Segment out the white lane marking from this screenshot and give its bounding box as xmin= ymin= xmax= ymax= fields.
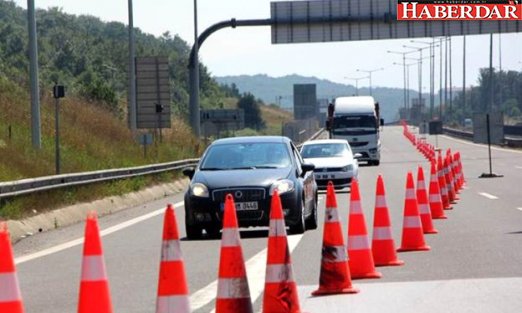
xmin=516 ymin=166 xmax=522 ymax=170
xmin=478 ymin=192 xmax=498 ymax=200
xmin=318 ymin=196 xmax=324 ymax=201
xmin=192 ymin=234 xmax=303 ymax=312
xmin=15 ymin=201 xmax=185 ymax=264
xmin=517 ymin=208 xmax=522 ymax=212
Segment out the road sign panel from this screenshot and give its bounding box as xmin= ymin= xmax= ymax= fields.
xmin=271 ymin=0 xmax=522 ymax=44
xmin=135 ymin=56 xmax=171 ymax=129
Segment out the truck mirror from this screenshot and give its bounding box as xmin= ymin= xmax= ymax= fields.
xmin=380 ymin=118 xmax=384 ymax=126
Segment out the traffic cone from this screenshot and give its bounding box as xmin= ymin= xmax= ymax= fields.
xmin=444 ymin=156 xmax=457 ymax=204
xmin=347 ymin=179 xmax=382 ymax=279
xmin=371 ymin=176 xmax=404 ymax=267
xmin=216 ymin=194 xmax=253 ymax=313
xmin=0 ymin=222 xmax=24 ymax=313
xmin=437 ymin=153 xmax=452 ymax=210
xmin=156 ymin=204 xmax=190 ymax=313
xmin=312 ymin=182 xmax=358 ymax=296
xmin=397 ymin=173 xmax=431 ymax=252
xmin=263 ymin=191 xmax=302 ymax=312
xmin=449 ymin=153 xmax=460 ymax=196
xmin=416 ymin=166 xmax=438 ymax=234
xmin=78 ymin=212 xmax=113 ymax=313
xmin=456 ymin=152 xmax=466 ymax=187
xmin=428 ymin=162 xmax=447 ymax=220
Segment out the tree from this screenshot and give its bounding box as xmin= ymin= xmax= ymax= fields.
xmin=237 ymin=93 xmax=265 ymax=130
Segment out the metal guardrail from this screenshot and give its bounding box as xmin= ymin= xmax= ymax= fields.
xmin=443 ymin=127 xmax=522 ymax=147
xmin=0 ymin=129 xmax=326 ymax=199
xmin=0 ymin=159 xmax=200 ymax=199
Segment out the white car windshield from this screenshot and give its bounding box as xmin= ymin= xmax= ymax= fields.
xmin=301 ymin=143 xmax=350 ymax=158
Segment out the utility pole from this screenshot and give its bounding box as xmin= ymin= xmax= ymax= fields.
xmin=388 ymin=49 xmax=417 ymax=114
xmin=489 ymin=33 xmax=494 ymax=113
xmin=449 ymin=37 xmax=453 ymax=111
xmin=444 ymin=36 xmax=448 ymax=118
xmin=439 ymin=37 xmax=443 ymax=119
xmin=189 ymin=0 xmax=201 ymax=137
xmin=463 ymin=35 xmax=466 ymax=116
xmin=128 ymin=0 xmax=137 ymax=132
xmin=27 ymin=0 xmax=41 ymax=149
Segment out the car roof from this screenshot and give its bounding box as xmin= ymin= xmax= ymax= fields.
xmin=211 ymin=136 xmax=291 ymax=145
xmin=301 ymin=139 xmax=349 ymax=146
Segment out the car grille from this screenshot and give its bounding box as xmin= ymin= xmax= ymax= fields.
xmin=212 ymin=188 xmax=266 ymax=202
xmin=349 ymin=141 xmax=368 ymax=147
xmin=316 ymin=177 xmax=352 ymax=187
xmin=316 ymin=167 xmax=344 ymax=173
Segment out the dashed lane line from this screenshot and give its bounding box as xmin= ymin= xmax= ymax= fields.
xmin=15 ymin=201 xmax=185 ymax=264
xmin=478 ymin=192 xmax=499 ymax=200
xmin=193 ymin=234 xmax=303 ymax=312
xmin=516 ymin=166 xmax=522 ymax=170
xmin=517 ymin=208 xmax=522 ymax=212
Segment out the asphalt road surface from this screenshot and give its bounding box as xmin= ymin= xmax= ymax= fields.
xmin=13 ymin=126 xmax=522 ymax=312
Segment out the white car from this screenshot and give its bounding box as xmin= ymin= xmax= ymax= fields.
xmin=300 ymin=139 xmax=359 ymax=190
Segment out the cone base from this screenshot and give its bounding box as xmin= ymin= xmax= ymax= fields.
xmin=450 ymin=200 xmax=458 ymax=204
xmin=311 ymin=287 xmax=359 ymax=296
xmin=397 ymin=245 xmax=431 ymax=252
xmin=444 ymin=206 xmax=453 ymax=210
xmin=423 ymin=229 xmax=438 ymax=234
xmin=351 ymin=271 xmax=382 ymax=280
xmin=432 ymin=215 xmax=448 ymax=220
xmin=375 ymin=259 xmax=405 ymax=267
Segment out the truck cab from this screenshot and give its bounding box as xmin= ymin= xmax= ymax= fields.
xmin=327 ymin=96 xmax=381 ymax=166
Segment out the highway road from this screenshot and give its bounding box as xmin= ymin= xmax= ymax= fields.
xmin=12 ymin=126 xmax=522 ymax=312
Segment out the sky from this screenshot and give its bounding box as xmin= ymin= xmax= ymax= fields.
xmin=12 ymin=0 xmax=522 ymax=92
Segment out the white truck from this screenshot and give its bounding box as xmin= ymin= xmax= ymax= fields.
xmin=327 ymin=96 xmax=382 ymax=166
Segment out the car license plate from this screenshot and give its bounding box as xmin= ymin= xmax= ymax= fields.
xmin=235 ymin=201 xmax=258 ymax=211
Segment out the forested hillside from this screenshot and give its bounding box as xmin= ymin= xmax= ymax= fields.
xmin=0 ymin=0 xmax=224 ymax=117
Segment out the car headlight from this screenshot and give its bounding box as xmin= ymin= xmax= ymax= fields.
xmin=341 ymin=164 xmax=353 ymax=172
xmin=270 ymin=179 xmax=295 ymax=195
xmin=191 ymin=183 xmax=209 ymax=198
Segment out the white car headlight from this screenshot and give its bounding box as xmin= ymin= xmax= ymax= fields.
xmin=191 ymin=183 xmax=209 ymax=198
xmin=270 ymin=179 xmax=295 ymax=195
xmin=341 ymin=164 xmax=353 ymax=172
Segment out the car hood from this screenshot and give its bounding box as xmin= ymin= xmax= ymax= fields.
xmin=194 ymin=167 xmax=292 ymax=188
xmin=303 ymin=157 xmax=353 ymax=168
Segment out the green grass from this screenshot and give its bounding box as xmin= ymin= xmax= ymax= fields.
xmin=0 ymin=77 xmax=198 ymax=219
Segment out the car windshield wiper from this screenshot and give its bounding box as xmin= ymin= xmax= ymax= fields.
xmin=227 ymin=166 xmax=257 ymax=170
xmin=200 ymin=167 xmax=226 ymax=171
xmin=254 ymin=165 xmax=279 ymax=169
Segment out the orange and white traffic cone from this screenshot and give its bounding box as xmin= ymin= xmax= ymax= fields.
xmin=456 ymin=152 xmax=465 ymax=187
xmin=78 ymin=212 xmax=113 ymax=313
xmin=156 ymin=204 xmax=190 ymax=313
xmin=371 ymin=176 xmax=404 ymax=267
xmin=437 ymin=153 xmax=452 ymax=210
xmin=397 ymin=173 xmax=431 ymax=252
xmin=312 ymin=182 xmax=358 ymax=296
xmin=449 ymin=153 xmax=460 ymax=197
xmin=347 ymin=180 xmax=382 ymax=279
xmin=417 ymin=166 xmax=438 ymax=234
xmin=0 ymin=222 xmax=24 ymax=313
xmin=263 ymin=191 xmax=302 ymax=312
xmin=216 ymin=194 xmax=253 ymax=313
xmin=428 ymin=162 xmax=447 ymax=220
xmin=444 ymin=156 xmax=457 ymax=204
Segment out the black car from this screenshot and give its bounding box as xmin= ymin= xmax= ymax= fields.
xmin=182 ymin=136 xmax=318 ymax=239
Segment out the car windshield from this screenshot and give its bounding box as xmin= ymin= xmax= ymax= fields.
xmin=200 ymin=142 xmax=292 ymax=170
xmin=301 ymin=143 xmax=350 ymax=158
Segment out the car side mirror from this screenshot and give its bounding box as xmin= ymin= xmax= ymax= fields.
xmin=301 ymin=163 xmax=315 ymax=174
xmin=182 ymin=167 xmax=195 ymax=179
xmin=353 ymin=153 xmax=363 ymax=159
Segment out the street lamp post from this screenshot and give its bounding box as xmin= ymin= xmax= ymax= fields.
xmin=344 ymin=76 xmax=368 ymax=96
xmin=356 ymin=68 xmax=384 ymax=96
xmin=388 ymin=49 xmax=417 ymax=113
